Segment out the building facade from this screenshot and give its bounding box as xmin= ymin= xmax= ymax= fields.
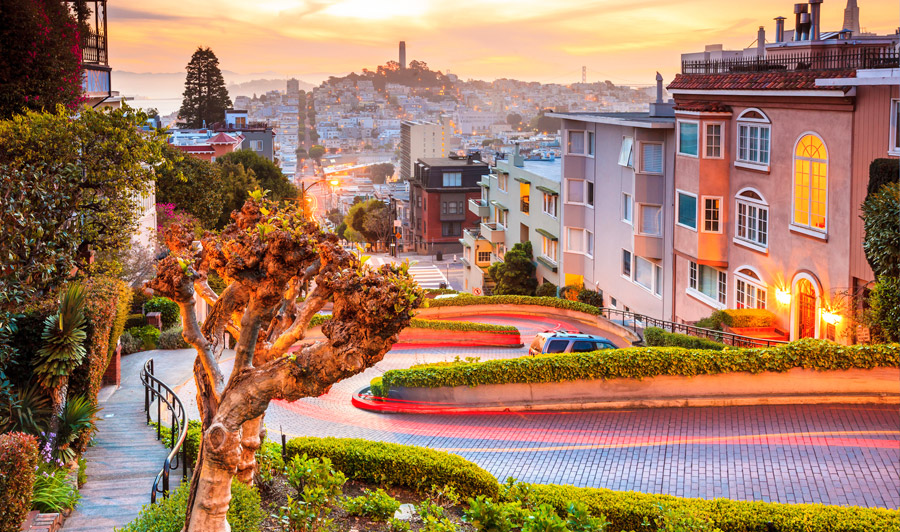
xmin=462 ymin=155 xmax=562 ymax=295
xmin=400 ymin=119 xmax=452 ymax=180
xmin=668 ymin=28 xmax=899 ymax=342
xmin=409 ymin=157 xmax=489 ymax=256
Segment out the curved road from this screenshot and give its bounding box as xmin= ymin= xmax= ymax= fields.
xmin=172 ymin=313 xmax=899 ymax=509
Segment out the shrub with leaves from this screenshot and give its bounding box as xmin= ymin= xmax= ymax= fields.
xmin=157 ymin=328 xmax=190 ymax=350
xmin=118 ymin=481 xmax=264 ymax=532
xmin=278 ymin=454 xmax=347 ymax=532
xmin=643 ymin=328 xmax=726 ymax=351
xmin=119 ymin=332 xmax=143 ymax=355
xmin=343 ymin=488 xmax=401 ymax=521
xmin=143 ymin=297 xmax=180 ymax=329
xmin=0 ymin=432 xmax=38 ymax=532
xmin=127 ymin=326 xmax=161 ymax=351
xmin=53 ymin=394 xmax=100 ymax=464
xmin=534 ymin=282 xmax=557 ymax=298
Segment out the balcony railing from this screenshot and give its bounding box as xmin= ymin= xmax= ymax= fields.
xmin=468 ymin=198 xmax=490 ymax=218
xmin=520 ymin=197 xmax=530 ymax=213
xmin=682 ymin=47 xmax=899 ymax=74
xmin=81 ymin=31 xmax=108 ymax=65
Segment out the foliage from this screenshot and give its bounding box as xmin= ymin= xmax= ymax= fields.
xmin=115 ymin=242 xmax=158 ymax=288
xmin=108 ymin=282 xmax=134 ymax=358
xmin=342 ymin=488 xmax=401 ymax=521
xmin=0 ymin=106 xmax=166 ymax=308
xmin=694 ymin=309 xmax=775 ymax=330
xmin=535 ymin=282 xmax=558 ymax=298
xmin=54 ymin=394 xmax=100 ymax=463
xmin=506 ymin=113 xmax=524 ymax=128
xmin=0 ymin=383 xmax=51 ymax=435
xmin=155 ymin=143 xmax=227 ymax=229
xmin=346 ymin=199 xmax=391 ymax=245
xmin=425 ymin=295 xmax=601 ymax=316
xmin=150 ymin=419 xmax=202 ymax=467
xmin=77 ymin=456 xmax=87 ymax=488
xmin=862 ymin=181 xmax=900 ymax=279
xmin=158 ymin=328 xmax=190 ymax=350
xmin=34 ymin=284 xmax=87 ymax=393
xmin=417 ymin=499 xmax=458 ymax=532
xmin=125 ymin=313 xmax=146 ymax=331
xmin=216 ymin=161 xmax=260 ymax=228
xmin=178 ymin=47 xmax=232 ymax=129
xmin=489 ymin=242 xmax=538 ymax=296
xmin=117 ymin=481 xmax=265 ymax=532
xmin=425 ymin=288 xmax=459 ymax=295
xmin=867 ymin=276 xmax=900 ymax=342
xmin=530 ymin=110 xmax=561 ymax=134
xmin=217 ymin=150 xmax=296 ymax=203
xmin=867 ymin=158 xmax=899 ymax=197
xmin=127 ymin=326 xmax=160 ymax=351
xmin=464 ymin=496 xmax=528 ymax=532
xmin=156 ymin=203 xmax=203 ymax=249
xmin=367 ymin=162 xmax=395 ymax=184
xmin=561 ymin=285 xmax=581 ymax=302
xmin=576 ymin=289 xmax=603 ymax=308
xmin=31 ymin=463 xmax=79 ymax=513
xmin=377 ymin=339 xmax=899 ymax=392
xmin=0 ymin=432 xmax=38 ymax=532
xmin=285 ymin=437 xmax=499 ymax=500
xmin=255 ymin=439 xmax=285 ymax=487
xmin=308 ymin=145 xmax=326 ymax=161
xmin=643 ymin=328 xmax=726 ymax=351
xmin=278 ymin=453 xmax=347 ymax=532
xmin=308 ymin=315 xmax=517 ymax=333
xmin=144 ymin=297 xmax=180 ymax=329
xmin=118 ymin=332 xmax=143 ymax=355
xmin=0 ymin=0 xmax=83 ymax=119
xmin=389 ymin=517 xmax=411 ymax=532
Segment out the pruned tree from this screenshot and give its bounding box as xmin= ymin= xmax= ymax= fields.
xmin=146 ymin=192 xmax=422 ymax=531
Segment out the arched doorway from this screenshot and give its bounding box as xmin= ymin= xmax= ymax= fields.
xmin=796 ymin=279 xmax=817 ymax=339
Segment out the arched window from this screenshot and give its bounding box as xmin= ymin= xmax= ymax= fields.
xmin=793 ymin=134 xmax=828 ymax=232
xmin=734 ymin=188 xmax=768 ymax=250
xmin=734 ymin=267 xmax=767 ymax=309
xmin=736 ymin=108 xmax=770 ymax=167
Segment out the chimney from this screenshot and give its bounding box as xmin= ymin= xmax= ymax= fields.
xmin=808 ymin=0 xmax=823 ymax=41
xmin=757 ymin=26 xmax=766 ymax=56
xmin=800 ymin=12 xmax=811 ymax=40
xmin=655 ymin=72 xmax=663 ymax=104
xmin=775 ymin=16 xmax=786 ymax=43
xmin=793 ymin=3 xmax=808 ymax=40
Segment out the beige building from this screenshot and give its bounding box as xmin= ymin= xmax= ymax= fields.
xmin=400 ymin=118 xmax=452 ymax=180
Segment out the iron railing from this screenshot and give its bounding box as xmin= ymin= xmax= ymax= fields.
xmin=598 ymin=308 xmax=788 ymax=348
xmin=682 ymin=47 xmax=899 ymax=74
xmin=141 ymin=358 xmax=189 ymax=503
xmin=81 ymin=31 xmax=108 ymax=65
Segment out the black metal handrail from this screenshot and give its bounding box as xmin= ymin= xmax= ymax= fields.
xmin=140 ymin=358 xmax=189 ymax=503
xmin=682 ymin=47 xmax=899 ymax=74
xmin=598 ymin=307 xmax=788 ymax=348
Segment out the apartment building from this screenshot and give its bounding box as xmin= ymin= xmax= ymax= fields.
xmin=667 ymin=3 xmax=899 ymax=342
xmin=409 ymin=157 xmax=489 ymax=255
xmin=550 ymin=91 xmax=677 ymax=319
xmin=462 ymin=155 xmax=562 ymax=295
xmin=400 ymin=118 xmax=452 ymax=180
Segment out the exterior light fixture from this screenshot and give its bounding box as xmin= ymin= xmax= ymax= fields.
xmin=330 ymin=180 xmax=340 ymax=186
xmin=775 ymin=289 xmax=791 ymax=305
xmin=821 ymin=309 xmax=842 ymax=325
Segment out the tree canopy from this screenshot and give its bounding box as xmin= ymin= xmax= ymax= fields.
xmin=0 ymin=0 xmax=84 ymax=118
xmin=308 ymin=145 xmax=326 ymax=162
xmin=488 ymin=241 xmax=538 ymax=296
xmin=0 ymin=106 xmax=167 ymax=309
xmin=367 ymin=162 xmax=395 ymax=184
xmin=862 ymin=181 xmax=900 ymax=280
xmin=345 ymin=199 xmax=391 ymax=246
xmin=155 ymin=144 xmax=227 ymax=229
xmin=178 ymin=47 xmax=232 ymax=128
xmin=216 ymin=150 xmax=296 ymax=202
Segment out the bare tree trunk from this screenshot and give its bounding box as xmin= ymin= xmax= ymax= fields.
xmin=234 ymin=415 xmax=263 ymax=484
xmin=186 ymin=423 xmax=241 ymax=532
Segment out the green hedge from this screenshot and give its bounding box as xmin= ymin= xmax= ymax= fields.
xmin=644 ymin=327 xmax=726 ymax=351
xmin=308 ymin=314 xmax=518 ymax=333
xmin=377 ymin=339 xmax=899 ymax=392
xmin=143 ymin=297 xmax=180 ymax=329
xmin=525 ymin=483 xmax=900 ymax=532
xmin=424 ymin=294 xmax=600 ymax=316
xmin=284 ymin=437 xmax=499 ymax=500
xmin=696 ymin=309 xmax=775 ymax=330
xmin=157 ymin=327 xmax=190 ymax=350
xmin=0 ymin=433 xmax=38 ymax=532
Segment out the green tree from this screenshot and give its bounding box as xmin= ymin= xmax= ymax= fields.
xmin=345 ymin=199 xmax=388 ymax=245
xmin=368 ymin=162 xmax=395 ymax=184
xmin=216 ymin=150 xmax=296 ymax=202
xmin=308 ymin=144 xmax=326 ymax=163
xmin=506 ymin=113 xmax=523 ymax=128
xmin=326 ymin=209 xmax=344 ymax=226
xmin=0 ymin=0 xmax=84 ymax=118
xmin=178 ymin=47 xmax=232 ymax=128
xmin=488 ymin=241 xmax=538 ymax=296
xmin=0 ymin=106 xmax=167 ymax=309
xmin=862 ymin=181 xmax=900 ymax=279
xmin=155 ymin=144 xmax=226 ymax=229
xmin=218 ymin=161 xmax=259 ymax=228
xmin=530 ymin=110 xmax=561 ymax=134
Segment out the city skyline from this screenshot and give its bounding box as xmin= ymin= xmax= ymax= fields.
xmin=108 ymin=0 xmax=898 ymax=86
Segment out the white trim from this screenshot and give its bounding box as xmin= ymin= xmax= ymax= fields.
xmin=735 ymin=186 xmax=768 ymax=204
xmin=633 ymin=255 xmax=656 ymax=293
xmin=734 ymin=267 xmax=768 ymax=310
xmin=622 ymin=192 xmax=633 ymax=225
xmin=790 ymin=271 xmax=822 ymax=341
xmin=621 ymin=248 xmax=632 ymax=280
xmin=736 ymin=121 xmax=771 ymax=167
xmin=676 ymin=119 xmax=700 ymax=158
xmin=564 ymin=178 xmax=587 ymax=205
xmin=636 ymin=203 xmax=663 ymax=236
xmin=638 ymin=141 xmax=665 ymax=174
xmin=733 ymin=264 xmax=765 ymax=282
xmin=890 ymin=99 xmax=900 ymax=156
xmin=791 ymin=132 xmax=829 ymax=236
xmin=703 ymin=121 xmax=725 ymax=159
xmin=687 ymin=287 xmax=727 ymax=310
xmin=700 ymin=195 xmax=723 ymax=234
xmin=789 ymin=223 xmax=828 ymax=240
xmin=673 ymin=110 xmax=733 ymax=117
xmin=734 ymin=160 xmax=770 ymax=172
xmin=736 ymin=108 xmax=771 ymax=123
xmin=566 ymin=129 xmax=589 ymax=156
xmin=586 ymin=130 xmax=595 ymax=158
xmin=675 ymin=189 xmax=698 ymax=231
xmin=733 ymin=237 xmax=769 ymax=254
xmin=668 ymin=88 xmax=854 ymax=98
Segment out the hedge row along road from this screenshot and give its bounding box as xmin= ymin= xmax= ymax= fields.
xmin=166 ymin=311 xmax=900 ymax=510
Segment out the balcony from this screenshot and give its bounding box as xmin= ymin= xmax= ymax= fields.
xmin=634 ymin=234 xmax=664 ymax=260
xmin=520 ymin=197 xmax=530 ymax=214
xmin=682 ymin=47 xmax=899 ymax=74
xmin=461 ymin=227 xmax=485 ymax=248
xmin=468 ymin=199 xmax=490 ymax=218
xmin=480 ymin=222 xmax=506 ymax=244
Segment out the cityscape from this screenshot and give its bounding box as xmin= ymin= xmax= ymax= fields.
xmin=0 ymin=1 xmax=898 ymax=532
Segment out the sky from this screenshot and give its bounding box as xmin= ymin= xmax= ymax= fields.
xmin=109 ymin=0 xmax=898 ymax=87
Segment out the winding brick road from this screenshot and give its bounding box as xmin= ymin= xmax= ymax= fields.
xmin=173 ymin=313 xmax=900 ymax=509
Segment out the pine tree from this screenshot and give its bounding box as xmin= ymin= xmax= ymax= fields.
xmin=178 ymin=47 xmax=232 ymax=128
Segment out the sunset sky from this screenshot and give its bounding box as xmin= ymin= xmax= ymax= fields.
xmin=109 ymin=0 xmax=898 ymax=86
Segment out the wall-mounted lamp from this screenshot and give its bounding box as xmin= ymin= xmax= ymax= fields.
xmin=329 ymin=179 xmax=340 ymax=186
xmin=775 ymin=289 xmax=792 ymax=305
xmin=821 ymin=309 xmax=843 ymax=325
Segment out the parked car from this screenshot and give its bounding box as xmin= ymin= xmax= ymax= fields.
xmin=528 ymin=332 xmax=617 ymax=356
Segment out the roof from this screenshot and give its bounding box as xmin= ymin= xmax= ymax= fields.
xmin=549 ymin=112 xmax=674 ymax=129
xmin=418 ymin=157 xmax=488 ymax=168
xmin=208 ymin=132 xmax=240 ymax=145
xmin=667 ymin=69 xmax=855 ymax=92
xmin=175 ymin=145 xmax=215 ymax=154
xmin=673 ymin=101 xmax=733 ymax=113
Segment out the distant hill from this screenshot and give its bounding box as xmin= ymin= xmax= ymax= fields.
xmin=113 ymin=71 xmax=313 ymax=99
xmin=228 ymin=78 xmax=313 ymax=97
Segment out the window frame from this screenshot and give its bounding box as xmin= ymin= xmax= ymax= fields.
xmin=566 ymin=130 xmax=588 ymax=156
xmin=790 ymin=132 xmax=829 ymax=237
xmin=541 ymin=235 xmax=558 ymax=263
xmin=734 ymin=187 xmax=769 ymax=252
xmin=890 ymin=99 xmax=900 ymax=156
xmin=734 ymin=267 xmax=768 ymax=310
xmin=587 ymin=131 xmax=595 ymax=157
xmin=497 ymin=172 xmax=508 ymax=192
xmin=637 ymin=203 xmax=662 ymax=236
xmin=565 ymin=178 xmax=587 ymax=205
xmin=442 ymin=171 xmax=462 ymax=187
xmin=541 ymin=192 xmax=558 ymax=218
xmin=622 ymin=192 xmax=633 ymax=225
xmin=703 ymin=122 xmax=724 ymax=159
xmin=735 ymin=108 xmax=771 ymax=170
xmin=676 ymin=119 xmax=700 ymax=158
xmin=476 ymin=250 xmax=492 ymax=263
xmin=621 ymin=249 xmax=632 ymax=279
xmin=618 ymin=136 xmax=634 ymax=167
xmin=701 ymin=195 xmax=723 ymax=234
xmin=687 ymin=261 xmax=727 ymax=309
xmin=633 ymin=255 xmax=655 ymax=291
xmin=639 ymin=141 xmax=665 ymax=174
xmin=675 ymin=189 xmax=698 ymax=231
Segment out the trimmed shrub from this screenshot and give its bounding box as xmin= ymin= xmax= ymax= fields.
xmin=0 ymin=432 xmax=38 ymax=532
xmin=867 ymin=157 xmax=899 ymax=196
xmin=284 ymin=437 xmax=499 ymax=500
xmin=117 ymin=480 xmax=264 ymax=532
xmin=119 ymin=331 xmax=143 ymax=355
xmin=525 ymin=482 xmax=900 ymax=532
xmin=643 ymin=327 xmax=726 ymax=351
xmin=425 ymin=288 xmax=459 ymax=296
xmin=695 ymin=309 xmax=775 ymax=330
xmin=143 ymin=297 xmax=180 ymax=329
xmin=124 ymin=313 xmax=146 ymax=330
xmin=369 ymin=376 xmax=384 ymax=397
xmin=378 ymin=339 xmax=899 ymax=391
xmin=151 ymin=419 xmax=202 ymax=467
xmin=534 ymin=282 xmax=557 ymax=298
xmin=128 ymin=326 xmax=160 ymax=350
xmin=308 ymin=315 xmax=518 ymax=334
xmin=577 ymin=288 xmax=603 ymax=308
xmin=560 ymin=285 xmax=581 ymax=301
xmin=157 ymin=328 xmax=190 ymax=350
xmin=108 ymin=282 xmax=133 ymax=358
xmin=424 ymin=294 xmax=600 ymax=316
